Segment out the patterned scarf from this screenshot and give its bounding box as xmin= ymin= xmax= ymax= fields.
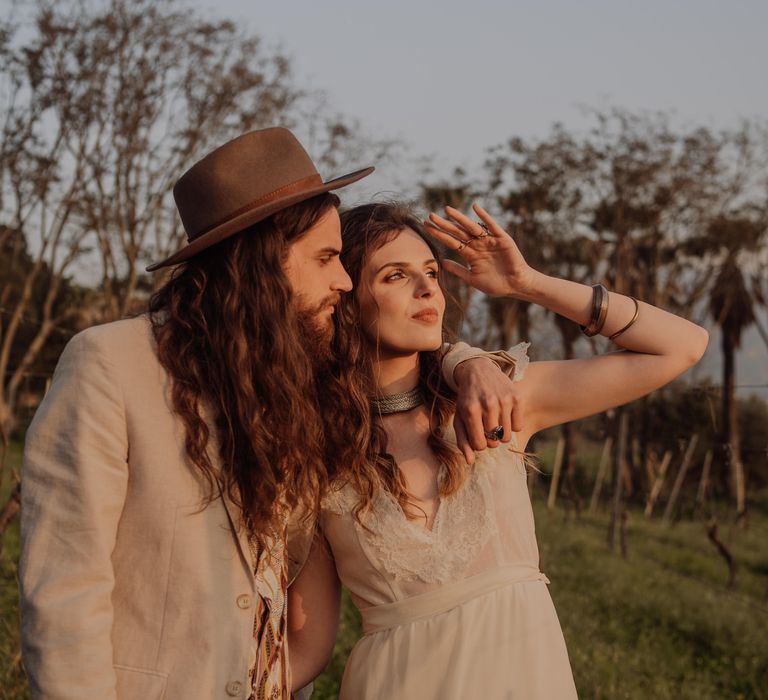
xmin=248 ymin=526 xmax=291 ymax=700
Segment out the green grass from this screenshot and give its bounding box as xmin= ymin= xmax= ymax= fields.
xmin=0 ymin=440 xmax=26 ymax=699
xmin=2 ymin=439 xmax=767 ymax=699
xmin=310 ymin=502 xmax=768 ymax=700
xmin=537 ymin=505 xmax=767 ymax=700
xmin=0 ymin=522 xmax=25 ymax=700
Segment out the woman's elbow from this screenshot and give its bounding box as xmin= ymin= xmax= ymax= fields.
xmin=682 ymin=324 xmax=710 ymax=368
xmin=692 ymin=325 xmax=710 ymax=364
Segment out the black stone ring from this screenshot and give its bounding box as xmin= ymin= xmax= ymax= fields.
xmin=485 ymin=425 xmax=504 ymax=441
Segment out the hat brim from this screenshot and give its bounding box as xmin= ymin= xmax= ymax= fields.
xmin=146 ymin=166 xmax=374 ymax=272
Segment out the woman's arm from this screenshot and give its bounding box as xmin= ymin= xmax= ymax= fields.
xmin=287 ymin=531 xmax=341 ymax=690
xmin=514 ymin=276 xmax=707 ymax=446
xmin=424 ymin=204 xmax=709 ymax=448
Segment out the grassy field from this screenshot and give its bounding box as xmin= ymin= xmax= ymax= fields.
xmin=310 ymin=498 xmax=768 ymax=700
xmin=0 ymin=441 xmax=25 ymax=699
xmin=2 ymin=440 xmax=767 ymax=699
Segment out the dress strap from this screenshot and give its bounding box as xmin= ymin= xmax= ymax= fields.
xmin=358 ymin=563 xmax=549 ymax=635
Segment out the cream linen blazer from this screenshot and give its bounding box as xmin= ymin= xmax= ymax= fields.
xmin=19 ymin=315 xmax=498 ymax=699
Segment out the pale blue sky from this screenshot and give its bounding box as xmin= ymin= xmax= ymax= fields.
xmin=203 ymin=0 xmax=768 ymax=389
xmin=6 ymin=0 xmax=766 ymax=386
xmin=204 ymin=0 xmax=768 ymax=197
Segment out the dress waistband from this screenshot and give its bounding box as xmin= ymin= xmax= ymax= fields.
xmin=359 ymin=563 xmax=550 ymax=635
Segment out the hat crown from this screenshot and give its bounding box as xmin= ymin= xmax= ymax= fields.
xmin=146 ymin=126 xmax=373 ymax=271
xmin=173 ymin=127 xmax=322 ymax=241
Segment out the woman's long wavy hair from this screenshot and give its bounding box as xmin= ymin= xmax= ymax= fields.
xmin=331 ymin=202 xmax=468 ymax=527
xmin=149 ymin=192 xmax=366 ymax=548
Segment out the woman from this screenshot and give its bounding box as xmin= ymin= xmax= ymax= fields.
xmin=287 ymin=202 xmax=709 ymax=698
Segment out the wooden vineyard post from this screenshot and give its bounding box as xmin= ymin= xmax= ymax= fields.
xmin=696 ymin=449 xmax=713 ymax=507
xmin=589 ymin=436 xmax=613 ymax=514
xmin=547 ymin=437 xmax=565 ymax=510
xmin=608 ymin=411 xmax=629 ymax=552
xmin=663 ymin=434 xmax=699 ymax=524
xmin=644 ymin=450 xmax=672 ymax=518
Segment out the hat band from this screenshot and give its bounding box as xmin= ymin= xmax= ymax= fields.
xmin=189 ymin=173 xmax=325 ymax=241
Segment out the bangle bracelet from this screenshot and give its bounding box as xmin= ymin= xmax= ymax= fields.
xmin=609 ymin=297 xmax=640 ymax=341
xmin=594 ymin=286 xmax=610 ymax=336
xmin=580 ymin=284 xmax=609 ymax=337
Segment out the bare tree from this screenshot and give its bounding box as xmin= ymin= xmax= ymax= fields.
xmin=484 ymin=124 xmax=599 ymax=504
xmin=478 ymin=109 xmax=766 ymax=519
xmin=576 ymin=110 xmax=731 ymax=503
xmin=483 ymin=130 xmax=585 ymax=349
xmin=0 ymin=8 xmax=94 ymax=434
xmin=0 ymin=0 xmax=396 ymax=436
xmin=60 ymin=0 xmax=305 ymax=319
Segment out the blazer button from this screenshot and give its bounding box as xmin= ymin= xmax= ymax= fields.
xmin=236 ymin=594 xmax=252 ymax=609
xmin=226 ymin=680 xmax=243 ymax=696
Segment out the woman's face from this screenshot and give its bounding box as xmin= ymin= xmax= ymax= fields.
xmin=356 ymin=227 xmax=446 ymax=355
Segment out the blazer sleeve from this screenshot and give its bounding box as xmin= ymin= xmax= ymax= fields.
xmin=441 ymin=341 xmax=530 ymax=391
xmin=20 ymin=329 xmax=129 ymax=700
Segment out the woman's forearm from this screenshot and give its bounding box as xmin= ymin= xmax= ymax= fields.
xmin=518 ymin=270 xmax=709 ymax=361
xmin=286 ymin=533 xmax=341 ymax=690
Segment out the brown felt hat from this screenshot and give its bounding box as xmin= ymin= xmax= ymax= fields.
xmin=146 ymin=127 xmax=374 ymax=271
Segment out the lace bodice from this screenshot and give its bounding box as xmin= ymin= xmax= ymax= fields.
xmin=320 ymin=342 xmax=537 ymax=608
xmin=323 ymin=457 xmax=500 ymax=584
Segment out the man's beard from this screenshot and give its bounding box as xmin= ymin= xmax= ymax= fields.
xmin=295 ymin=294 xmax=340 ymax=367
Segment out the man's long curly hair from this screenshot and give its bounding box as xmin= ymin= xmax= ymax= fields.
xmin=149 ymin=193 xmax=366 ymax=547
xmin=330 ymin=202 xmax=468 ymax=527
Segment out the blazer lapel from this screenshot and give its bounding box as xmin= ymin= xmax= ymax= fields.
xmin=215 ymin=477 xmax=255 ymax=584
xmin=201 ymin=403 xmax=254 ymax=582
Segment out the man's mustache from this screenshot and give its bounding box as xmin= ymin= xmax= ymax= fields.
xmin=313 ymin=294 xmax=342 ymax=313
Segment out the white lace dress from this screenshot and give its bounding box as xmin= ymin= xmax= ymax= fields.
xmin=319 ymin=343 xmax=578 ymax=699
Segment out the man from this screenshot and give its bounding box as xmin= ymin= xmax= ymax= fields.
xmin=20 ymin=127 xmax=523 ymax=699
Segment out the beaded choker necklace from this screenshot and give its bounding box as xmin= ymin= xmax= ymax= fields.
xmin=370 ymin=386 xmax=424 ymax=415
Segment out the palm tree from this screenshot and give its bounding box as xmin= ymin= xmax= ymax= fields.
xmin=699 ymin=214 xmax=766 ymax=518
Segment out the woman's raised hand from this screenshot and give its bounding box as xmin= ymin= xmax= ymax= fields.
xmin=424 ymin=204 xmax=537 ymax=299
